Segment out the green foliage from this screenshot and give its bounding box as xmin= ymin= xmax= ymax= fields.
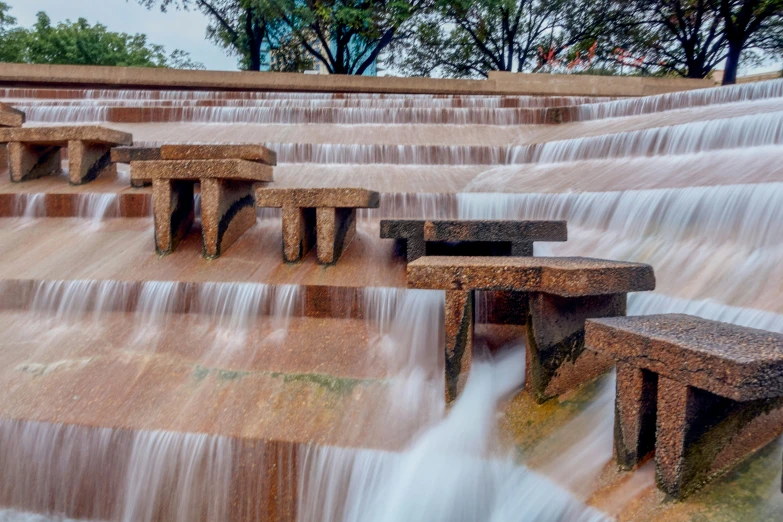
xmin=0 ymin=4 xmax=202 ymax=69
xmin=388 ymin=0 xmax=619 ymax=78
xmin=138 ymin=0 xmax=277 ymax=71
xmin=266 ymin=0 xmax=428 ymax=75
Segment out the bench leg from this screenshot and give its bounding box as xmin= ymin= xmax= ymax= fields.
xmin=281 ymin=206 xmax=316 ymax=263
xmin=525 ymin=293 xmax=621 ymax=403
xmin=200 ymin=178 xmax=257 ymax=259
xmin=153 ymin=179 xmax=194 ymax=256
xmin=8 ymin=142 xmax=62 ymax=182
xmin=405 ymin=237 xmax=426 ymax=261
xmin=655 ymin=376 xmax=783 ymax=499
xmin=615 ymin=363 xmax=658 ymax=470
xmin=445 ymin=290 xmax=474 ymax=403
xmin=316 ymin=207 xmax=356 ymax=265
xmin=68 ymin=141 xmax=115 ymax=185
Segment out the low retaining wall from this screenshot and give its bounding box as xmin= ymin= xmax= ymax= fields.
xmin=0 ymin=62 xmax=714 ymax=97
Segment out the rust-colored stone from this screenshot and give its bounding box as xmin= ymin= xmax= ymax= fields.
xmin=110 ymin=146 xmax=162 ymax=164
xmin=445 ymin=290 xmax=474 ymax=402
xmin=585 ymin=314 xmax=783 ymax=499
xmin=160 ymin=144 xmax=277 ymax=165
xmin=0 ymin=126 xmax=131 ymax=184
xmin=255 ymin=187 xmax=379 ymax=209
xmin=131 ymin=159 xmax=273 ymax=183
xmin=407 ymin=256 xmax=655 ymax=297
xmin=8 ymin=142 xmax=62 ymax=182
xmin=257 ymin=188 xmax=379 ymax=265
xmin=316 ymin=207 xmax=357 ymax=265
xmin=408 ymin=256 xmax=653 ymax=402
xmin=153 ymin=178 xmax=195 ymax=255
xmin=0 ymin=102 xmax=25 ymax=127
xmin=281 ymin=207 xmax=316 ymax=263
xmin=525 ymin=292 xmax=623 ymax=403
xmin=586 ymin=314 xmax=783 ymax=401
xmin=200 ymin=178 xmax=257 ymax=259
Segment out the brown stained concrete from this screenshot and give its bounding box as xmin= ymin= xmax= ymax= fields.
xmin=0 ymin=102 xmax=24 ymax=127
xmin=131 ymin=159 xmax=273 ymax=183
xmin=200 ymin=178 xmax=258 ymax=259
xmin=0 ymin=126 xmax=132 ymax=184
xmin=111 ymin=146 xmax=160 ymax=187
xmin=160 ymin=144 xmax=277 ymax=165
xmin=0 ymin=218 xmax=408 ymax=289
xmin=408 ymin=256 xmax=653 ymax=403
xmin=586 ymin=314 xmax=783 ymax=402
xmin=153 ymin=179 xmax=195 ymax=255
xmin=256 ymin=188 xmax=380 ymax=265
xmin=407 ymin=256 xmax=655 ymax=298
xmin=0 ymin=62 xmax=712 ymax=96
xmin=586 ymin=315 xmax=783 ymax=499
xmin=381 ymin=219 xmax=567 ymax=261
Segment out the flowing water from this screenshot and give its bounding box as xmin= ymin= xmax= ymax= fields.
xmin=1 ymin=79 xmax=782 ymax=521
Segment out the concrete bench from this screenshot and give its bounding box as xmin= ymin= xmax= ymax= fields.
xmin=0 ymin=103 xmax=25 ymax=128
xmin=381 ymin=219 xmax=567 ymax=261
xmin=0 ymin=126 xmax=133 ymax=185
xmin=407 ymin=256 xmax=655 ymax=403
xmin=585 ymin=314 xmax=783 ymax=499
xmin=110 ymin=146 xmax=161 ymax=187
xmin=256 ymin=187 xmax=380 ymax=265
xmin=130 ymin=144 xmax=275 ymax=259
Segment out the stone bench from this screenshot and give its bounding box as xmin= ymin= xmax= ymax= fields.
xmin=256 ymin=187 xmax=380 ymax=265
xmin=0 ymin=126 xmax=133 ymax=185
xmin=407 ymin=256 xmax=655 ymax=403
xmin=585 ymin=314 xmax=783 ymax=499
xmin=130 ymin=144 xmax=275 ymax=259
xmin=110 ymin=146 xmax=162 ymax=187
xmin=0 ymin=103 xmax=25 ymax=128
xmin=381 ymin=219 xmax=567 ymax=261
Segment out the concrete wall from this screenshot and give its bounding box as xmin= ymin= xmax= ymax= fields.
xmin=0 ymin=62 xmax=714 ymax=96
xmin=488 ymin=71 xmax=714 ymax=96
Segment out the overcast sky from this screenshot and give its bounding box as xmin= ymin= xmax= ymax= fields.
xmin=7 ymin=0 xmax=238 ymax=71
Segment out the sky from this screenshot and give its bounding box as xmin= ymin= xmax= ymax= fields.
xmin=7 ymin=0 xmax=239 ymax=71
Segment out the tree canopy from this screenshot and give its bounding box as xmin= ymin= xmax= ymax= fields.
xmin=0 ymin=3 xmax=202 ymax=69
xmin=611 ymin=0 xmax=783 ymax=84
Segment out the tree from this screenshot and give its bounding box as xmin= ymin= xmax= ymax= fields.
xmin=0 ymin=5 xmax=202 ymax=68
xmin=612 ymin=0 xmax=783 ymax=84
xmin=388 ymin=0 xmax=617 ymax=79
xmin=266 ymin=0 xmax=429 ymax=75
xmin=138 ymin=0 xmax=275 ymax=71
xmin=720 ymin=0 xmax=783 ymax=84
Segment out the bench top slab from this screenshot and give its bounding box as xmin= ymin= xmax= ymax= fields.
xmin=0 ymin=103 xmax=24 ymax=127
xmin=0 ymin=125 xmax=132 ymax=146
xmin=130 ymin=159 xmax=274 ymax=183
xmin=586 ymin=314 xmax=783 ymax=401
xmin=255 ymin=187 xmax=380 ymax=208
xmin=160 ymin=144 xmax=277 ymax=165
xmin=407 ymin=256 xmax=655 ymax=297
xmin=111 ymin=146 xmax=162 ymax=163
xmin=381 ymin=219 xmax=567 ymax=242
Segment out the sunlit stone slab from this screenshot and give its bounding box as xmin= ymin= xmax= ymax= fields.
xmin=407 ymin=256 xmax=655 ymax=297
xmin=586 ymin=314 xmax=783 ymax=499
xmin=0 ymin=102 xmax=24 ymax=127
xmin=408 ymin=256 xmax=655 ymax=404
xmin=256 ymin=188 xmax=380 ymax=265
xmin=160 ymin=144 xmax=277 ymax=165
xmin=0 ymin=125 xmax=132 ymax=184
xmin=131 ymin=159 xmax=273 ymax=182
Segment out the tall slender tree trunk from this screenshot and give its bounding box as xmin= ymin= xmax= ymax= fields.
xmin=722 ymin=40 xmax=742 ymax=85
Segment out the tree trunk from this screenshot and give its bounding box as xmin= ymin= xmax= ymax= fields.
xmin=722 ymin=40 xmax=742 ymax=85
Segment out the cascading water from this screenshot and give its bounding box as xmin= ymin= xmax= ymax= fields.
xmin=1 ymin=78 xmax=783 ymax=520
